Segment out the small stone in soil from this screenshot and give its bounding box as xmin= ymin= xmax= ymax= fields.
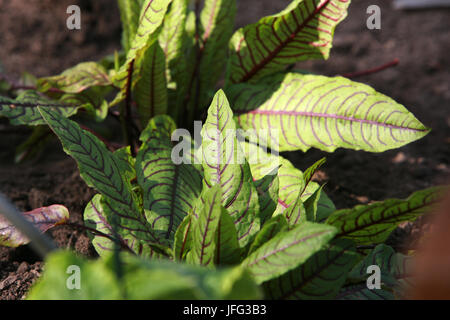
xmin=17 ymin=261 xmax=28 ymax=274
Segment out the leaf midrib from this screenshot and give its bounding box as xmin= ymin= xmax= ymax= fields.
xmin=236 ymin=109 xmax=428 ymax=132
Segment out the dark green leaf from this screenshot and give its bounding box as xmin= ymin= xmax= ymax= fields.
xmin=326 ymin=187 xmax=443 ymax=245
xmin=136 ymin=115 xmax=202 ymax=240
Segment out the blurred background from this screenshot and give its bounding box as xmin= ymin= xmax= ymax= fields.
xmin=0 ymin=0 xmax=449 ymax=299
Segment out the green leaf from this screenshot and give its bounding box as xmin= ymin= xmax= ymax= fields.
xmin=194 ymin=0 xmax=236 ymax=109
xmin=27 ymin=250 xmax=262 ymax=300
xmin=214 ymin=208 xmax=241 ymax=266
xmin=114 ymin=146 xmax=137 ymax=184
xmin=164 ymin=3 xmax=195 ymax=123
xmin=35 ymin=62 xmax=112 ymax=123
xmin=83 ymin=194 xmax=116 ymax=255
xmin=302 ymin=157 xmax=326 ymax=191
xmin=284 ymin=157 xmax=327 ymax=225
xmin=263 ymin=239 xmax=357 ymax=300
xmin=241 ymin=221 xmax=337 ymax=283
xmin=158 ymin=0 xmax=189 ymax=88
xmin=84 ymin=194 xmax=170 ymax=259
xmin=173 ymin=214 xmax=193 ymax=261
xmin=240 ymin=141 xmax=335 ymax=219
xmin=200 ymin=90 xmax=260 ymax=246
xmin=247 ymin=215 xmax=288 ymax=255
xmin=0 ymin=205 xmax=68 ymax=247
xmin=326 ymin=186 xmax=443 ymax=245
xmin=127 ymin=0 xmax=172 ymax=63
xmin=134 ymin=42 xmax=168 ymax=125
xmin=230 ymin=72 xmax=430 ymax=152
xmin=191 ymin=185 xmax=223 ymax=267
xmin=136 ymin=115 xmax=202 ymax=240
xmin=39 ymin=108 xmax=168 ymax=256
xmin=275 ymin=161 xmax=304 ymax=215
xmin=118 ymin=0 xmax=143 ymax=53
xmin=37 ymin=62 xmax=111 ymax=94
xmin=254 ymin=169 xmax=279 ymax=224
xmin=58 ymin=87 xmax=111 ymax=122
xmin=227 ymin=0 xmax=350 ymax=83
xmin=240 ymin=141 xmax=301 ymax=215
xmin=139 ymin=113 xmax=177 ymax=142
xmin=27 ymin=251 xmax=123 ymax=299
xmin=239 ymin=139 xmax=281 ymax=179
xmin=112 ymin=0 xmax=172 ymax=105
xmin=0 ymin=91 xmax=79 ymax=126
xmin=304 ymin=184 xmax=325 ymax=222
xmin=315 ymin=190 xmax=336 ymax=222
xmin=123 ymin=257 xmax=262 ymax=299
xmin=284 ymin=192 xmax=307 ymax=228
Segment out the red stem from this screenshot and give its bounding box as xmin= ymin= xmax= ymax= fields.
xmin=124 ymin=60 xmax=136 ymax=157
xmin=340 ymin=58 xmax=399 ymax=78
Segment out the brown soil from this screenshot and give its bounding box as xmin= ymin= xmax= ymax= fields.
xmin=0 ymin=0 xmax=449 ymax=300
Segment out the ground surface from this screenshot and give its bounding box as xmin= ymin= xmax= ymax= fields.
xmin=0 ymin=0 xmax=449 ymax=299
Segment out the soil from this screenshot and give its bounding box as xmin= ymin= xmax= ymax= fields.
xmin=0 ymin=0 xmax=449 ymax=300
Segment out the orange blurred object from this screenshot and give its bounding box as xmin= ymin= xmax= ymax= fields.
xmin=408 ymin=189 xmax=450 ymax=299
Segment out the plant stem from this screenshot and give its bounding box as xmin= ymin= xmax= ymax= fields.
xmin=109 ymin=110 xmax=141 ymax=137
xmin=340 ymin=58 xmax=399 ymax=78
xmin=122 ymin=59 xmax=137 ymax=156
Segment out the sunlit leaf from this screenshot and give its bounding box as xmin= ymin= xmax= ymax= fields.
xmin=200 ymin=90 xmax=260 ymax=246
xmin=230 ymin=73 xmax=430 ymax=152
xmin=228 ymin=0 xmax=350 ymax=83
xmin=118 ymin=0 xmax=143 ymax=53
xmin=37 ymin=62 xmax=111 ymax=94
xmin=191 ymin=185 xmax=224 ymax=267
xmin=173 ymin=214 xmax=193 ymax=261
xmin=241 ymin=221 xmax=337 ymax=283
xmin=112 ymin=0 xmax=172 ymax=105
xmin=136 ymin=115 xmax=202 ymax=240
